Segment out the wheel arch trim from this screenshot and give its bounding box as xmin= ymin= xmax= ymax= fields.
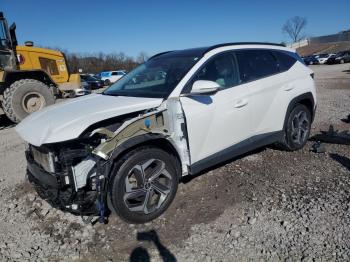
xmin=106 ymin=133 xmax=182 ymax=178
xmin=283 ymin=92 xmax=315 ymax=131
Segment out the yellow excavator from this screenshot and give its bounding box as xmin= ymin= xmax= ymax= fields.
xmin=0 ymin=12 xmax=81 ymax=123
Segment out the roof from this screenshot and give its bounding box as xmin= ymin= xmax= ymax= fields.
xmin=149 ymin=42 xmax=286 ymax=61
xmin=16 ymin=45 xmax=63 ymax=57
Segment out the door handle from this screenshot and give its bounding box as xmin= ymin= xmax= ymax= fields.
xmin=283 ymin=84 xmax=294 ymax=91
xmin=234 ymin=99 xmax=248 ymax=108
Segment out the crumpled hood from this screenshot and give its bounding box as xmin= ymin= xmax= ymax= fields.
xmin=15 ymin=94 xmax=163 ymax=146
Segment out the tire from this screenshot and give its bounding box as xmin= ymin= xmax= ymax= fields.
xmin=104 ymin=79 xmax=111 ymax=86
xmin=109 ymin=146 xmax=179 ymax=224
xmin=3 ymin=79 xmax=55 ymax=123
xmin=279 ymin=104 xmax=311 ymax=151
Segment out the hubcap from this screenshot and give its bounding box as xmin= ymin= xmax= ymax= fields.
xmin=22 ymin=92 xmax=46 ymax=113
xmin=291 ymin=111 xmax=310 ymax=144
xmin=123 ymin=159 xmax=172 ymax=214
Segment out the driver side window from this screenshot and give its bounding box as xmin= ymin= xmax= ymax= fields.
xmin=192 ymin=52 xmax=240 ymax=90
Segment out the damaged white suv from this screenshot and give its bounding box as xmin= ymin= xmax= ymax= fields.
xmin=16 ymin=43 xmax=316 ymax=224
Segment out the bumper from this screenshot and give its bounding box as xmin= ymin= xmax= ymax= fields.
xmin=74 ymin=88 xmax=91 ymax=97
xmin=26 ymin=151 xmax=99 ymax=215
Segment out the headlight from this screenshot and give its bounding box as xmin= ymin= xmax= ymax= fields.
xmin=30 ymin=145 xmax=56 ymax=173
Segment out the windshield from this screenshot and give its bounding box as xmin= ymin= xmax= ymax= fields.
xmin=81 ymin=75 xmax=98 ymax=81
xmin=103 ymin=54 xmax=200 ymax=98
xmin=0 ymin=20 xmax=10 ymax=50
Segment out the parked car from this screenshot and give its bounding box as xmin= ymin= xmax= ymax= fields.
xmin=100 ymin=70 xmax=126 ymax=85
xmin=16 ymin=43 xmax=316 ymax=224
xmin=302 ymin=55 xmax=319 ymax=65
xmin=92 ymin=74 xmax=102 ymax=80
xmin=72 ymin=81 xmax=91 ymax=97
xmin=334 ymin=50 xmax=350 ymax=64
xmin=80 ymin=74 xmax=104 ymax=90
xmin=316 ymin=53 xmax=336 ymax=64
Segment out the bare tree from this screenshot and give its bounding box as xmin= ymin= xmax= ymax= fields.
xmin=136 ymin=52 xmax=149 ymax=63
xmin=282 ymin=16 xmax=307 ymax=43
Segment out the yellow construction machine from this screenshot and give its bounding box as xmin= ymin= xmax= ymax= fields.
xmin=0 ymin=12 xmax=81 ymax=123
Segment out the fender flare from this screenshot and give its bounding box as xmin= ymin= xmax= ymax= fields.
xmin=283 ymin=92 xmax=316 ymax=131
xmin=4 ymin=69 xmax=57 ymax=84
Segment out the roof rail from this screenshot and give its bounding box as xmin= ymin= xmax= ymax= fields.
xmin=148 ymin=51 xmax=174 ymax=61
xmin=204 ymin=42 xmax=286 ymax=54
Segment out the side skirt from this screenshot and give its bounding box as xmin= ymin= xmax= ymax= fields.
xmin=189 ymin=131 xmax=284 ymax=175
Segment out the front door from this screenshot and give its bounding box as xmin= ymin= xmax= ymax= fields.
xmin=180 ymin=52 xmax=252 ymax=164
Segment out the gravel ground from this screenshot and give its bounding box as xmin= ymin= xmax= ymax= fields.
xmin=0 ymin=64 xmax=349 ymax=261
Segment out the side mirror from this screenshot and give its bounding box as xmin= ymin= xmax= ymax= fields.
xmin=190 ymin=80 xmax=220 ymax=95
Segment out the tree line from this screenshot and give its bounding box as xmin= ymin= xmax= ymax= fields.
xmin=65 ymin=51 xmax=149 ymax=74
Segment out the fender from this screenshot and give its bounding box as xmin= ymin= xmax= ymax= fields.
xmin=108 ymin=133 xmax=169 ymax=161
xmin=283 ymin=92 xmax=316 ymax=131
xmin=3 ymin=69 xmax=57 ymax=85
xmin=103 ymin=133 xmax=182 ymax=175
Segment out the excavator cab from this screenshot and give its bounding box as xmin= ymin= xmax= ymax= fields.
xmin=0 ymin=12 xmax=17 ymax=71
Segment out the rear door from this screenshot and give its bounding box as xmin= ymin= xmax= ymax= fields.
xmin=235 ymin=49 xmax=296 ymax=135
xmin=180 ymin=52 xmax=253 ymax=163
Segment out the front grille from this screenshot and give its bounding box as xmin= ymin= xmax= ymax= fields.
xmin=30 ymin=145 xmax=56 ymax=173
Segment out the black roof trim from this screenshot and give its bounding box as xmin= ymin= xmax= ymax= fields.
xmin=204 ymin=42 xmax=285 ymax=53
xmin=148 ymin=42 xmax=286 ymax=61
xmin=148 ymin=51 xmax=174 ymax=60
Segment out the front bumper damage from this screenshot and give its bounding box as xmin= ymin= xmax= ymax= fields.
xmin=25 ymin=98 xmax=190 ymax=223
xmin=26 ymin=147 xmax=106 ymax=218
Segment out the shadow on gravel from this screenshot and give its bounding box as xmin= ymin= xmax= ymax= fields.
xmin=130 ymin=230 xmax=176 ymax=262
xmin=330 ymin=153 xmax=350 ymax=172
xmin=342 ymin=70 xmax=350 ymax=74
xmin=0 ymin=114 xmax=15 ymax=130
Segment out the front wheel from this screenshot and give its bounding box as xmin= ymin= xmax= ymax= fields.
xmin=110 ymin=146 xmax=179 ymax=224
xmin=280 ymin=104 xmax=312 ymax=151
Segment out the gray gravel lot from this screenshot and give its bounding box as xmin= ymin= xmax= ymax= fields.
xmin=0 ymin=64 xmax=349 ymax=261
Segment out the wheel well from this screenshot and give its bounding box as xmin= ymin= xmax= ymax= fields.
xmin=298 ymin=98 xmax=313 ymax=116
xmin=109 ymin=137 xmax=183 ymax=179
xmin=283 ymin=93 xmax=315 ymax=130
xmin=4 ymin=70 xmax=56 ymax=89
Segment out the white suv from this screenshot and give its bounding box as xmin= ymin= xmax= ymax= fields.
xmin=100 ymin=70 xmax=126 ymax=85
xmin=16 ymin=43 xmax=316 ymax=224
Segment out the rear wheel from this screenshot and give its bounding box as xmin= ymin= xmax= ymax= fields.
xmin=280 ymin=104 xmax=311 ymax=151
xmin=110 ymin=146 xmax=179 ymax=224
xmin=3 ymin=79 xmax=55 ymax=123
xmin=104 ymin=79 xmax=111 ymax=86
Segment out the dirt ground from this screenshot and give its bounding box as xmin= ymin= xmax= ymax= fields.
xmin=0 ymin=63 xmax=349 ymax=261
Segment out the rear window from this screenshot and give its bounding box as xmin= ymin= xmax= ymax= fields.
xmin=235 ymin=49 xmax=279 ymax=83
xmin=101 ymin=72 xmax=110 ymax=77
xmin=273 ymin=50 xmax=298 ymax=72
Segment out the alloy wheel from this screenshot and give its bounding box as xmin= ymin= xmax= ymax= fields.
xmin=291 ymin=111 xmax=310 ymax=144
xmin=123 ymin=159 xmax=173 ymax=214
